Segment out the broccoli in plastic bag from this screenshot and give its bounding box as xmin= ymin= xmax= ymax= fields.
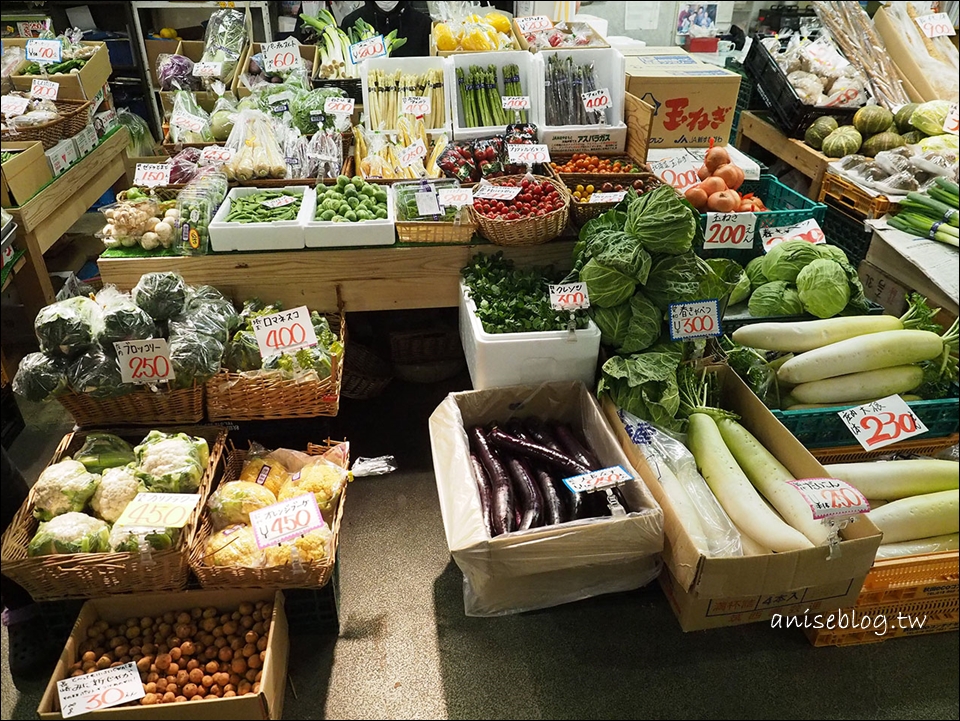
xmin=28 ymin=512 xmax=111 ymax=556
xmin=169 ymin=285 xmax=239 ymax=344
xmin=35 ymin=296 xmax=102 ymax=359
xmin=224 ymin=330 xmax=262 ymax=372
xmin=207 ymin=481 xmax=277 ymax=529
xmin=133 ymin=272 xmax=188 ymax=322
xmin=13 ymin=352 xmax=68 ymax=403
xmin=75 ymin=433 xmax=136 ymax=474
xmin=68 ymin=345 xmax=130 ymax=398
xmin=109 ymin=524 xmax=180 ymax=553
xmin=168 ymin=329 xmax=225 ymax=388
xmin=96 ymin=286 xmax=155 ymax=345
xmin=32 ymin=460 xmax=101 ymax=521
xmin=134 ymin=430 xmax=209 ymax=493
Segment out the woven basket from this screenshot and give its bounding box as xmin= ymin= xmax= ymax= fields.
xmin=341 ymin=343 xmax=392 ymax=400
xmin=2 ymin=98 xmax=92 ymax=149
xmin=396 ymin=208 xmax=478 ymax=244
xmin=389 ymin=327 xmax=462 ymax=364
xmin=205 ymin=311 xmax=345 ymax=421
xmin=0 ymin=425 xmax=226 ymax=602
xmin=547 ymin=152 xmax=651 ymax=187
xmin=57 ymin=384 xmax=204 ymax=428
xmin=568 ymin=174 xmax=663 ymax=226
xmin=189 ymin=440 xmax=348 ymax=590
xmin=471 ymin=175 xmax=570 ymax=247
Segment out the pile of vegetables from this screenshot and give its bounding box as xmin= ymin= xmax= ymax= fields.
xmin=433 ymin=11 xmax=515 ymax=52
xmin=544 ymin=55 xmax=607 ymax=126
xmin=301 ymin=9 xmax=406 ymax=80
xmin=198 ymin=8 xmax=247 ymax=87
xmin=887 ymin=177 xmax=959 ymax=248
xmin=394 ymin=179 xmax=462 ymax=222
xmin=17 ymin=37 xmax=100 ymax=76
xmin=314 ymin=176 xmax=388 ymax=223
xmin=570 ymin=179 xmax=652 ymax=204
xmin=59 ymin=600 xmax=274 ymax=704
xmin=222 ymin=110 xmax=287 ymax=182
xmin=99 ymin=188 xmax=178 ymax=251
xmin=367 ymin=68 xmax=446 ymax=131
xmin=354 ymin=119 xmax=446 ymax=180
xmin=224 ymin=190 xmax=302 ymax=224
xmin=551 ymin=154 xmax=646 ymax=175
xmin=679 ymin=145 xmax=765 ymax=213
xmin=472 ymin=177 xmax=565 ymax=221
xmin=436 ymin=126 xmax=538 ymax=183
xmin=522 ymin=21 xmax=605 ymax=50
xmin=455 ymin=64 xmax=523 ymax=128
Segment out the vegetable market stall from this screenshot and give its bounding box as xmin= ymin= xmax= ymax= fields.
xmin=736 ymin=110 xmax=830 ymax=200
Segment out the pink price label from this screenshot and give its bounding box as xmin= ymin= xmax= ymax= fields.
xmin=249 ymin=493 xmax=325 ymax=549
xmin=786 ymin=478 xmax=870 ymax=520
xmin=25 ymin=38 xmax=61 ymax=63
xmin=249 ymin=305 xmax=319 ymax=356
xmin=57 ymin=663 xmax=144 ymax=718
xmin=669 ymin=299 xmax=721 ymax=340
xmin=944 ymin=104 xmax=959 ymax=135
xmin=589 ymin=191 xmax=626 ymax=204
xmin=704 ymin=212 xmax=756 ymax=249
xmin=30 ymin=78 xmax=59 ymax=100
xmin=200 ymin=145 xmax=234 ymax=164
xmin=562 ymin=466 xmax=632 ymax=494
xmin=649 ymin=158 xmax=701 ymax=191
xmin=516 ymin=15 xmax=553 ymax=33
xmin=401 ymin=96 xmax=431 ymax=117
xmin=438 ymin=187 xmax=473 ymax=208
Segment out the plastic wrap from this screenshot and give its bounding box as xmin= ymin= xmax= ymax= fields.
xmin=304 ymin=131 xmax=342 ymax=180
xmin=27 ymin=512 xmax=111 ymax=556
xmin=200 ymin=8 xmax=246 ymax=87
xmin=166 ymin=146 xmax=201 ymax=184
xmin=67 ymin=345 xmax=129 ymax=398
xmin=877 ymin=2 xmax=959 ymax=104
xmin=134 ymin=430 xmax=208 ymax=493
xmin=132 ymin=272 xmax=187 ymax=321
xmin=1 ymin=44 xmax=25 ymax=79
xmin=222 ymin=109 xmax=286 ymax=181
xmin=96 ymin=286 xmax=155 ymax=345
xmin=35 ymin=296 xmax=102 ymax=359
xmin=12 ymin=352 xmax=68 ymax=403
xmin=156 ymin=53 xmax=199 ymax=91
xmin=875 ymin=532 xmax=960 ymax=560
xmin=428 ymin=380 xmax=663 ymax=616
xmin=238 ymin=443 xmax=291 ymax=497
xmin=168 ymin=328 xmax=225 ymax=389
xmin=176 ymin=167 xmax=229 ymax=255
xmin=209 ymin=83 xmax=237 ymax=142
xmin=204 ymin=524 xmax=264 ymax=567
xmin=115 ymin=109 xmax=155 ymax=157
xmin=207 ymin=481 xmax=277 ymax=529
xmin=276 ymin=456 xmax=349 ymax=525
xmin=168 ymin=90 xmax=213 ymax=143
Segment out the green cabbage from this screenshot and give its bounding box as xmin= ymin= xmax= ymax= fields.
xmin=796 ymin=259 xmax=851 ymax=318
xmin=618 ymin=291 xmax=663 ymax=354
xmin=598 ymin=346 xmax=684 ymax=430
xmin=909 ymin=100 xmax=952 ymax=136
xmin=816 ymin=244 xmax=850 ymax=266
xmin=643 ymin=252 xmax=729 ymax=312
xmin=580 ymin=259 xmax=636 ymax=308
xmin=706 ymin=258 xmax=749 ymax=304
xmin=624 ymin=184 xmax=697 ymax=256
xmin=762 ymin=239 xmax=821 ymax=283
xmin=590 ymin=303 xmax=631 ymax=348
xmin=745 ymin=256 xmax=768 ymax=290
xmin=748 ymin=281 xmax=804 ymax=317
xmin=591 ymin=231 xmax=652 ymax=283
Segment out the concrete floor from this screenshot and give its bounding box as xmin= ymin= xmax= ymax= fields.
xmin=2 ymin=373 xmax=958 ymax=720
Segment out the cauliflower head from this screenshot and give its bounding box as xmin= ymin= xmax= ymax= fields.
xmin=32 ymin=460 xmax=100 ymax=521
xmin=263 ymin=524 xmax=332 ymax=567
xmin=28 ymin=512 xmax=111 ymax=556
xmin=277 ymin=459 xmax=347 ymax=523
xmin=204 ymin=524 xmax=264 ymax=567
xmin=109 ymin=525 xmax=180 ymax=552
xmin=90 ymin=465 xmax=142 ymax=523
xmin=238 ymin=456 xmax=289 ymax=498
xmin=134 ymin=431 xmax=209 ymax=493
xmin=207 ymin=481 xmax=277 ymax=529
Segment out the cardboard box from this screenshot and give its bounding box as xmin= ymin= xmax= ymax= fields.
xmin=857 ymin=259 xmax=908 ymax=317
xmin=514 ymin=19 xmax=609 ymax=51
xmin=38 ymin=589 xmax=287 ymax=720
xmin=236 ymin=41 xmax=316 ymax=99
xmin=158 ymin=39 xmax=250 ymax=111
xmin=603 ymin=366 xmax=882 ymax=632
xmin=7 ymin=39 xmax=112 ymax=101
xmin=625 ymin=55 xmax=741 ymax=148
xmin=145 ymin=37 xmax=180 ymax=88
xmin=429 ymin=380 xmax=664 ymax=617
xmin=1 ymin=140 xmax=52 ymax=207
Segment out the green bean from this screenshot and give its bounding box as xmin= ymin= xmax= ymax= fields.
xmin=225 ymin=190 xmax=303 ymax=224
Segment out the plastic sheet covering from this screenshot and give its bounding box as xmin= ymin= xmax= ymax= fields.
xmin=429 ymin=380 xmax=664 ymax=617
xmin=879 ymin=2 xmax=959 ymax=104
xmin=875 ymin=532 xmax=959 ymax=560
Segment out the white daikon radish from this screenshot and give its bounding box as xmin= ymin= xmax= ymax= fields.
xmin=640 ymin=445 xmax=710 ymax=554
xmin=875 ymin=533 xmax=960 ymax=559
xmin=867 ymin=489 xmax=959 ymax=543
xmin=734 ymin=524 xmax=774 ymax=556
xmin=867 ymin=499 xmax=888 ymax=509
xmin=732 ymin=315 xmax=903 ymax=353
xmin=789 ymin=365 xmax=925 ymax=404
xmin=825 ymin=459 xmax=959 ymax=500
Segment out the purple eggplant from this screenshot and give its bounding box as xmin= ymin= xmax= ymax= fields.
xmin=503 ymin=453 xmax=543 ymax=530
xmin=488 ymin=428 xmax=589 ymax=476
xmin=553 ymin=423 xmax=601 ymax=471
xmin=470 ymin=453 xmax=494 ymax=537
xmin=469 ymin=426 xmax=515 ymax=536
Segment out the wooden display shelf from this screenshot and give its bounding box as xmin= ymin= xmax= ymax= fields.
xmin=98 ymin=240 xmax=578 ymax=312
xmin=736 ymin=110 xmax=829 ymax=201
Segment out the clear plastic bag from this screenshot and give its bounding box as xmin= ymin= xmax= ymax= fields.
xmin=35 ymin=296 xmax=102 ymax=359
xmin=200 ymin=8 xmax=246 ymax=87
xmin=166 ymin=146 xmax=201 ymax=184
xmin=305 ymin=131 xmax=342 ymax=179
xmin=875 ymin=533 xmax=959 ymax=560
xmin=12 ymin=352 xmax=68 ymax=403
xmin=156 ymin=53 xmax=199 ymax=91
xmin=1 ymin=44 xmax=25 ymax=79
xmin=222 ymin=109 xmax=286 ymax=181
xmin=176 ymin=167 xmax=229 ymax=255
xmin=168 ymin=89 xmax=213 ymax=143
xmin=168 ymin=328 xmax=225 ymax=389
xmin=98 ymin=192 xmax=161 ymax=250
xmin=67 ymin=345 xmax=129 ymax=398
xmin=208 ymin=82 xmax=237 ymax=143
xmin=95 ymin=285 xmax=155 ymax=345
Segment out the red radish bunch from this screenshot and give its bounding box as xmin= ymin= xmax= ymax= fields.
xmin=473 ymin=178 xmax=565 ymax=220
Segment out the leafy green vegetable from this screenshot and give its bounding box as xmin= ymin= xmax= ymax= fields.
xmin=643 ymin=252 xmax=730 ymax=312
xmin=224 ymin=330 xmax=262 ymax=372
xmin=747 ymin=281 xmax=804 ymax=317
xmin=590 ymin=303 xmax=631 ymax=348
xmin=291 ymin=87 xmax=349 ymax=135
xmin=133 ymin=272 xmax=187 ymax=322
xmin=12 ymin=352 xmax=68 ymax=403
xmin=744 ymin=256 xmax=768 ymax=290
xmin=762 ymin=239 xmax=820 ymax=283
xmin=816 ymin=244 xmax=850 ymax=265
xmin=168 ymin=329 xmax=224 ymax=388
xmin=624 ymin=184 xmax=696 ymax=256
xmin=618 ymin=291 xmax=662 ymax=353
xmin=35 ymin=297 xmax=101 ymax=360
xmin=592 ymin=231 xmax=652 ymax=284
xmin=796 ymin=258 xmax=851 ymax=318
xmin=75 ymin=434 xmax=135 ymax=474
xmin=598 ymin=345 xmax=684 ymax=430
xmin=706 ymin=258 xmax=749 ymax=304
xmin=580 ymin=259 xmax=636 ymax=308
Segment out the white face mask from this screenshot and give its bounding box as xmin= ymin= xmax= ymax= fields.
xmin=375 ymin=1 xmax=399 ymax=11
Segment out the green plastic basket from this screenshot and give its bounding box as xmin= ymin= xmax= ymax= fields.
xmin=822 ymin=201 xmax=872 ymax=267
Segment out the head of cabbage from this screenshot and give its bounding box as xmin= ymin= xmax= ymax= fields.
xmin=579 ymin=258 xmax=636 ymax=308
xmin=748 ymin=281 xmax=804 ymax=317
xmin=909 ymin=100 xmax=952 ymax=137
xmin=796 ymin=258 xmax=851 ymax=318
xmin=762 ymin=240 xmax=821 ymax=283
xmin=744 ymin=256 xmax=768 ymax=290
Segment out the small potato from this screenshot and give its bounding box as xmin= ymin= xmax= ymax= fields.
xmin=119 ymin=656 xmax=132 ymax=665
xmin=186 ymin=659 xmax=201 ymax=671
xmin=238 ymin=602 xmax=254 ymax=616
xmin=240 ymin=616 xmax=255 ymax=630
xmin=252 ymin=622 xmax=265 ymax=635
xmin=224 ymin=690 xmax=236 ymax=698
xmin=180 ymin=641 xmax=195 ymax=657
xmin=252 ymin=682 xmax=260 ymax=694
xmin=177 ymin=669 xmax=190 ymax=686
xmin=125 ymin=626 xmax=140 ymax=640
xmin=175 ymin=624 xmax=193 ymax=639
xmin=176 ymin=612 xmax=191 ymax=626
xmin=155 ymin=653 xmax=172 ymax=671
xmin=163 ymin=692 xmax=176 ymax=704
xmin=142 ymin=643 xmax=156 ymax=656
xmin=166 ymin=682 xmax=178 ymax=696
xmin=212 ymin=627 xmax=225 ymax=639
xmin=110 ymin=662 xmax=122 ymax=668
xmin=245 ymin=668 xmax=257 ymax=683
xmin=147 ymin=672 xmax=160 ymax=684
xmin=182 ymin=683 xmax=198 ymax=698
xmin=82 ymin=651 xmax=96 ymax=663
xmin=244 ymin=631 xmax=258 ymax=645
xmin=195 ymin=686 xmax=206 ymax=698
xmin=190 ymin=608 xmax=204 ymax=620
xmin=200 ymin=633 xmax=215 ymax=647
xmin=209 ymin=684 xmax=222 ymax=697
xmin=204 ymin=647 xmax=218 ymax=661
xmin=144 ymin=682 xmax=157 ymax=694
xmin=218 ymin=647 xmax=233 ymax=663
xmin=213 ymin=672 xmax=230 ymax=687
xmin=231 ymin=658 xmax=247 ymax=675
xmin=140 ymin=617 xmax=153 ymax=628
xmin=162 ymin=612 xmax=175 ymax=625
xmin=71 ymin=670 xmax=84 ymax=678
xmin=214 ymin=637 xmax=227 ymax=649
xmin=169 ymin=647 xmax=182 ymax=662
xmin=189 ymin=696 xmax=203 ymax=702
xmin=247 ymin=654 xmax=262 ymax=670
xmin=219 ymin=614 xmax=230 ymax=625
xmin=238 ymin=681 xmax=252 ymax=695
xmin=203 ymin=607 xmax=218 ymax=620
xmin=82 ymin=664 xmax=97 ymax=673
xmin=130 ymin=646 xmax=142 ymax=657
xmin=204 ymin=660 xmax=219 ymax=674
xmin=242 ymin=643 xmax=256 ymax=658
xmin=257 ymin=636 xmax=268 ymax=652
xmin=115 ymin=644 xmax=130 ymax=658
xmin=108 ymin=635 xmax=125 ymax=649
xmin=175 ymin=696 xmax=187 ymax=703
xmin=156 ymin=679 xmax=167 ymax=692
xmin=201 ymin=618 xmax=217 ymax=633
xmin=201 ymin=675 xmax=214 ymax=688
xmin=222 ymin=621 xmax=238 ymax=636
xmin=87 ymin=627 xmax=100 ymax=640
xmin=230 ymin=638 xmax=244 ymax=652
xmin=167 ymin=663 xmax=179 ymax=676
xmin=231 ymin=611 xmax=241 ymax=622
xmin=190 ymin=668 xmax=204 ymax=684
xmin=136 ymin=656 xmax=153 ymax=673
xmin=141 ymin=693 xmax=158 ymax=706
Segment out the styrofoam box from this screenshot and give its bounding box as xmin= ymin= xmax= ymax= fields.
xmin=448 ymin=50 xmax=544 ymax=142
xmin=361 ymin=55 xmax=453 ymax=136
xmin=302 ymin=183 xmax=396 ymax=248
xmin=459 ymin=281 xmax=601 ymax=390
xmin=209 ymin=186 xmax=310 ymax=252
xmin=538 ymin=47 xmax=628 ymax=153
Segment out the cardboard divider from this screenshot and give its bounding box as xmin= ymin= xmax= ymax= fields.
xmin=8 ymin=39 xmax=111 ymax=101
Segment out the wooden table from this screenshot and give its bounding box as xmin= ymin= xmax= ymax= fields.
xmin=98 ymin=239 xmax=578 ymax=312
xmin=735 ymin=111 xmax=830 ymax=201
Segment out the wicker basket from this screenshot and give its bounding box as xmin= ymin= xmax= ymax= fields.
xmin=547 ymin=152 xmax=651 ymax=187
xmin=1 ymin=98 xmax=92 ymax=149
xmin=205 ymin=311 xmax=345 ymax=421
xmin=189 ymin=440 xmax=348 ymax=590
xmin=396 ymin=207 xmax=478 ymax=244
xmin=341 ymin=343 xmax=392 ymax=400
xmin=567 ymin=174 xmax=663 ymax=226
xmin=57 ymin=384 xmax=205 ymax=428
xmin=471 ymin=175 xmax=570 ymax=247
xmin=0 ymin=425 xmax=226 ymax=601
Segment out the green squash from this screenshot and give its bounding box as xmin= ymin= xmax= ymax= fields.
xmin=853 ymin=106 xmax=894 ymax=136
xmin=804 ymin=116 xmax=839 ymax=150
xmin=901 ymin=130 xmax=925 ymax=145
xmin=894 ymin=103 xmax=919 ymax=133
xmin=861 ymin=131 xmax=906 ymax=157
xmin=821 ymin=126 xmax=863 ymax=158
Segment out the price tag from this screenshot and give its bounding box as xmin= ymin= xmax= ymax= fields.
xmin=415 ymin=191 xmax=441 ymax=216
xmin=581 ymin=88 xmax=612 ymax=112
xmin=192 ymin=60 xmax=223 ymax=77
xmin=837 ymin=394 xmax=928 ymax=451
xmin=668 ymin=299 xmax=722 ymax=340
xmin=562 ymin=466 xmax=632 ymax=494
xmin=704 ymin=212 xmax=756 ymax=249
xmin=943 ymin=104 xmax=959 ymax=135
xmin=249 ymin=493 xmax=326 ymax=549
xmin=133 ymin=162 xmax=171 ymax=188
xmin=759 ymin=218 xmax=825 ymax=252
xmin=25 ymin=38 xmax=61 ymax=64
xmin=649 ymin=155 xmax=701 ymax=191
xmin=1 ymin=95 xmax=30 ymax=117
xmin=473 ymin=184 xmax=521 ymax=201
xmin=507 ymin=143 xmax=551 ymax=165
xmin=262 ymin=195 xmax=298 ymax=209
xmin=398 ymin=138 xmax=427 ymax=168
xmin=170 ymin=112 xmax=206 ymax=134
xmin=349 ymin=34 xmax=387 ymax=64
xmin=200 ymin=145 xmax=234 ymax=165
xmin=786 ymin=479 xmax=869 ymax=520
xmin=549 ymin=282 xmax=590 ymax=311
xmin=113 ymin=492 xmax=201 ymax=530
xmin=94 ymin=108 xmax=118 ymax=135
xmin=589 ymin=191 xmax=626 ymax=204
xmin=401 ymin=95 xmax=431 ymax=117
xmin=115 ymin=339 xmax=175 ymax=384
xmin=262 ymin=37 xmax=302 ymax=72
xmin=324 ymin=96 xmax=355 ymax=115
xmin=501 ymin=95 xmax=531 ymax=111
xmin=30 ymin=78 xmax=59 ymax=100
xmin=57 ymin=663 xmax=144 ymax=718
xmin=267 ymin=90 xmax=293 ymax=115
xmin=516 ymin=15 xmax=554 ymax=34
xmin=250 ymin=305 xmax=319 ymax=356
xmin=916 ymin=12 xmax=955 ymax=38
xmin=438 ymin=187 xmax=473 ymax=208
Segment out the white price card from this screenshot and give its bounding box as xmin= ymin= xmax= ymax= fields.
xmin=401 ymin=95 xmax=431 ymax=117
xmin=1 ymin=95 xmax=30 ymax=117
xmin=113 ymin=492 xmax=201 ymax=529
xmin=944 ymin=104 xmax=959 ymax=135
xmin=507 ymin=143 xmax=551 ymax=165
xmin=562 ymin=466 xmax=632 ymax=494
xmin=133 ymin=162 xmax=171 ymax=188
xmin=57 ymin=663 xmax=144 ymax=718
xmin=786 ymin=479 xmax=870 ymax=520
xmin=324 ymin=96 xmax=355 ymax=115
xmin=262 ymin=37 xmax=302 ymax=72
xmin=473 ymin=184 xmax=521 ymax=201
xmin=760 ymin=217 xmax=825 ymax=252
xmin=501 ymin=95 xmax=531 ymax=111
xmin=30 ymin=78 xmax=58 ymax=100
xmin=648 ymin=155 xmax=701 ymax=191
xmin=170 ymin=112 xmax=206 ymax=133
xmin=515 ymin=15 xmax=554 ymax=34
xmin=94 ymin=108 xmax=118 ymax=134
xmin=668 ymin=299 xmax=721 ymax=340
xmin=261 ymin=194 xmax=298 ymax=209
xmin=549 ymin=282 xmax=590 ymax=311
xmin=25 ymin=38 xmax=61 ymax=64
xmin=704 ymin=212 xmax=756 ymax=249
xmin=200 ymin=145 xmax=234 ymax=165
xmin=250 ymin=305 xmax=318 ymax=357
xmin=192 ymin=60 xmax=222 ymax=77
xmin=581 ymin=88 xmax=612 ymax=112
xmin=349 ymin=34 xmax=387 ymax=64
xmin=249 ymin=493 xmax=326 ymax=549
xmin=837 ymin=394 xmax=928 ymax=451
xmin=115 ymin=339 xmax=175 ymax=384
xmin=589 ymin=191 xmax=626 ymax=204
xmin=398 ymin=138 xmax=427 ymax=168
xmin=916 ymin=12 xmax=955 ymax=38
xmin=438 ymin=187 xmax=473 ymax=208
xmin=415 ymin=190 xmax=442 ymax=216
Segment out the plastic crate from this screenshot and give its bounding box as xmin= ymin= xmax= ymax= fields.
xmin=721 ymin=297 xmax=884 ymax=334
xmin=313 ymin=77 xmax=363 ymax=103
xmin=804 ymin=595 xmax=959 ymax=646
xmin=744 ymin=36 xmax=857 ymax=138
xmin=282 ymin=553 xmax=341 ymax=634
xmin=859 ymin=551 xmax=959 ymax=606
xmin=809 ymin=433 xmax=958 ymax=464
xmin=725 ymin=60 xmax=762 ymax=142
xmin=822 ymin=201 xmax=872 ymax=266
xmin=818 ymin=170 xmax=898 ymax=220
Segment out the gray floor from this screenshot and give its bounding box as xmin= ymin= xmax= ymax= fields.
xmin=2 ymin=375 xmax=958 ymax=720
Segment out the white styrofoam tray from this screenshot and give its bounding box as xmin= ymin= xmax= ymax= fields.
xmin=361 ymin=55 xmax=453 ymax=136
xmin=302 ymin=183 xmax=396 ymax=248
xmin=208 ymin=186 xmax=310 ymax=252
xmin=459 ymin=281 xmax=601 ymax=391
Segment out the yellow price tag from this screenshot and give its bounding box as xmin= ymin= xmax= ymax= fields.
xmin=114 ymin=493 xmax=200 ymax=529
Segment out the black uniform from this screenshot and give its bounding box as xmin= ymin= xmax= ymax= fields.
xmin=340 ymin=1 xmax=433 ymax=58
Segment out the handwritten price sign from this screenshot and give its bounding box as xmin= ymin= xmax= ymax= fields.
xmin=648 ymin=156 xmax=701 ymax=191
xmin=262 ymin=38 xmax=302 ymax=72
xmin=324 ymin=96 xmax=355 ymax=115
xmin=114 ymin=492 xmax=201 ymax=530
xmin=398 ymin=138 xmax=427 ymax=168
xmin=26 ymin=38 xmax=61 ymax=63
xmin=916 ymin=12 xmax=955 ymax=38
xmin=200 ymin=145 xmax=234 ymax=165
xmin=760 ymin=218 xmax=825 ymax=252
xmin=704 ymin=212 xmax=756 ymax=249
xmin=589 ymin=191 xmax=626 ymax=204
xmin=562 ymin=466 xmax=632 ymax=494
xmin=549 ymin=282 xmax=590 ymax=311
xmin=507 ymin=143 xmax=551 ymax=165
xmin=473 ymin=184 xmax=521 ymax=201
xmin=1 ymin=95 xmax=29 ymax=117
xmin=838 ymin=394 xmax=928 ymax=451
xmin=401 ymin=95 xmax=431 ymax=117
xmin=787 ymin=478 xmax=869 ymax=520
xmin=349 ymin=34 xmax=386 ymax=63
xmin=115 ymin=339 xmax=175 ymax=384
xmin=170 ymin=112 xmax=206 ymax=134
xmin=192 ymin=60 xmax=223 ymax=77
xmin=250 ymin=305 xmax=319 ymax=356
xmin=30 ymin=78 xmax=59 ymax=100
xmin=249 ymin=493 xmax=325 ymax=549
xmin=133 ymin=163 xmax=171 ymax=188
xmin=516 ymin=15 xmax=554 ymax=34
xmin=57 ymin=663 xmax=144 ymax=718
xmin=668 ymin=299 xmax=721 ymax=340
xmin=501 ymin=95 xmax=531 ymax=111
xmin=438 ymin=187 xmax=473 ymax=208
xmin=944 ymin=104 xmax=959 ymax=135
xmin=261 ymin=195 xmax=298 ymax=209
xmin=582 ymin=88 xmax=612 ymax=113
